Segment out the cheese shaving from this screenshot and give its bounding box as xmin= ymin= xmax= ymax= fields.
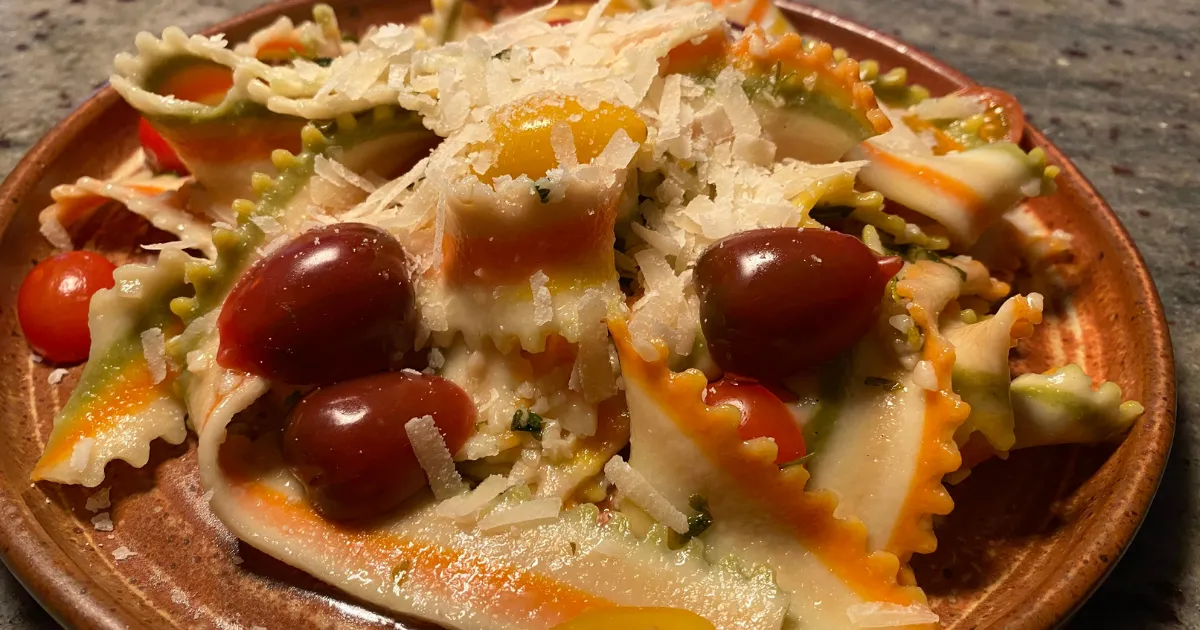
xmin=140 ymin=328 xmax=168 ymax=385
xmin=404 ymin=415 xmax=467 ymax=500
xmin=69 ymin=438 xmax=94 ymax=473
xmin=436 ymin=475 xmax=513 ymax=522
xmin=112 ymin=546 xmax=138 ymax=561
xmin=604 ymin=455 xmax=689 ymax=533
xmin=91 ymin=512 xmax=114 ymax=532
xmin=48 ymin=368 xmax=69 ymax=385
xmin=477 ymin=497 xmax=562 ymax=533
xmin=530 ymin=270 xmax=553 ymax=326
xmin=85 ymin=488 xmax=111 ymax=512
xmin=314 ymin=154 xmax=378 ymax=192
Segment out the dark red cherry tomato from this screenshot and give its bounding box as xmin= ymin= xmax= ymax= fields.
xmin=705 ymin=376 xmax=806 ymax=464
xmin=694 ymin=228 xmax=903 ymax=380
xmin=17 ymin=251 xmax=116 ymax=364
xmin=283 ymin=371 xmax=476 ymax=521
xmin=217 ymin=223 xmax=416 ymax=385
xmin=138 ymin=118 xmax=189 ymax=175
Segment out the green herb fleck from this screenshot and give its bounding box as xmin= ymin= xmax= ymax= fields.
xmin=681 ymin=495 xmax=713 ymax=541
xmin=511 ymin=409 xmax=544 ymax=439
xmin=863 ymin=376 xmax=901 ymax=390
xmin=341 ymin=33 xmax=359 ymax=43
xmin=313 ymin=57 xmax=335 ymax=67
xmin=533 ymin=184 xmax=551 ymax=203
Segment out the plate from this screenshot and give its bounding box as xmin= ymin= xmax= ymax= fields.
xmin=0 ymin=1 xmax=1175 ymax=628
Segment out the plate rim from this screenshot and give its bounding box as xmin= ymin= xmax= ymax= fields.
xmin=0 ymin=1 xmax=1176 ymax=629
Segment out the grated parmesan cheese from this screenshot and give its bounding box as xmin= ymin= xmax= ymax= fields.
xmin=715 ymin=67 xmax=760 ymax=137
xmin=140 ymin=328 xmax=168 ymax=385
xmin=912 ymin=360 xmax=939 ymax=391
xmin=436 ymin=474 xmax=512 ymax=522
xmin=314 ymin=154 xmax=378 ymax=192
xmin=48 ymin=368 xmax=69 ymax=385
xmin=69 ymin=438 xmax=93 ymax=473
xmin=404 ymin=415 xmax=467 ymax=500
xmin=90 ymin=512 xmax=114 ymax=532
xmin=530 ymin=270 xmax=553 ymax=326
xmin=603 ymin=456 xmax=689 ymax=534
xmin=428 ymin=347 xmax=445 ymax=369
xmin=477 ymin=497 xmax=562 ymax=534
xmin=111 ymin=546 xmax=138 ymax=561
xmin=846 ymin=602 xmax=939 ymax=628
xmin=85 ymin=488 xmax=111 ymax=512
xmin=549 ymin=122 xmax=579 ymax=170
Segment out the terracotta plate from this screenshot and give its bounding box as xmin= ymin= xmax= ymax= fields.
xmin=0 ymin=1 xmax=1176 ymax=628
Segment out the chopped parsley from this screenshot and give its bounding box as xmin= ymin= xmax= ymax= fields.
xmin=533 ymin=183 xmax=551 ymax=203
xmin=313 ymin=57 xmax=335 ymax=67
xmin=681 ymin=495 xmax=713 ymax=542
xmin=511 ymin=409 xmax=544 ymax=439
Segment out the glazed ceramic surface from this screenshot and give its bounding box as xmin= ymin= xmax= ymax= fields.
xmin=0 ymin=1 xmax=1175 ymax=629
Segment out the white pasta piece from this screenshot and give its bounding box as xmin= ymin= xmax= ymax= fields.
xmin=477 ymin=497 xmax=562 ymax=533
xmin=404 ymin=415 xmax=467 ymax=500
xmin=845 ymin=602 xmax=939 ymax=628
xmin=604 ymin=455 xmax=689 ymax=534
xmin=140 ymin=328 xmax=168 ymax=385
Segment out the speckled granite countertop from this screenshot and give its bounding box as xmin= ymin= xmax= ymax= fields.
xmin=1 ymin=0 xmax=1196 ymax=628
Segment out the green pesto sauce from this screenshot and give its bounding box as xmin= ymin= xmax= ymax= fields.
xmin=802 ymin=351 xmax=853 ymax=458
xmin=743 ymin=74 xmax=875 ymax=142
xmin=57 ymin=272 xmax=192 ymax=421
xmin=1011 ymin=382 xmax=1096 ymax=419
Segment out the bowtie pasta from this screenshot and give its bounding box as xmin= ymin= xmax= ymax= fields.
xmin=18 ymin=1 xmax=1143 ymax=628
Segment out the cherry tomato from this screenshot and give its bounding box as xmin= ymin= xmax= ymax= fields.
xmin=17 ymin=251 xmax=116 ymax=364
xmin=217 ymin=223 xmax=417 ymax=385
xmin=282 ymin=371 xmax=476 ymax=521
xmin=705 ymin=376 xmax=806 ymax=464
xmin=694 ymin=228 xmax=903 ymax=380
xmin=138 ymin=118 xmax=189 ymax=175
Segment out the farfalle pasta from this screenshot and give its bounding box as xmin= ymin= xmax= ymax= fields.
xmin=19 ymin=1 xmax=1145 ymax=629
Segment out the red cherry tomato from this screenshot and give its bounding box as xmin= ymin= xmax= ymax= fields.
xmin=283 ymin=371 xmax=477 ymax=521
xmin=705 ymin=376 xmax=806 ymax=464
xmin=17 ymin=251 xmax=116 ymax=363
xmin=138 ymin=118 xmax=189 ymax=175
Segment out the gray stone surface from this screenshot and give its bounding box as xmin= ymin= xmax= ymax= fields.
xmin=0 ymin=0 xmax=1196 ymax=628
